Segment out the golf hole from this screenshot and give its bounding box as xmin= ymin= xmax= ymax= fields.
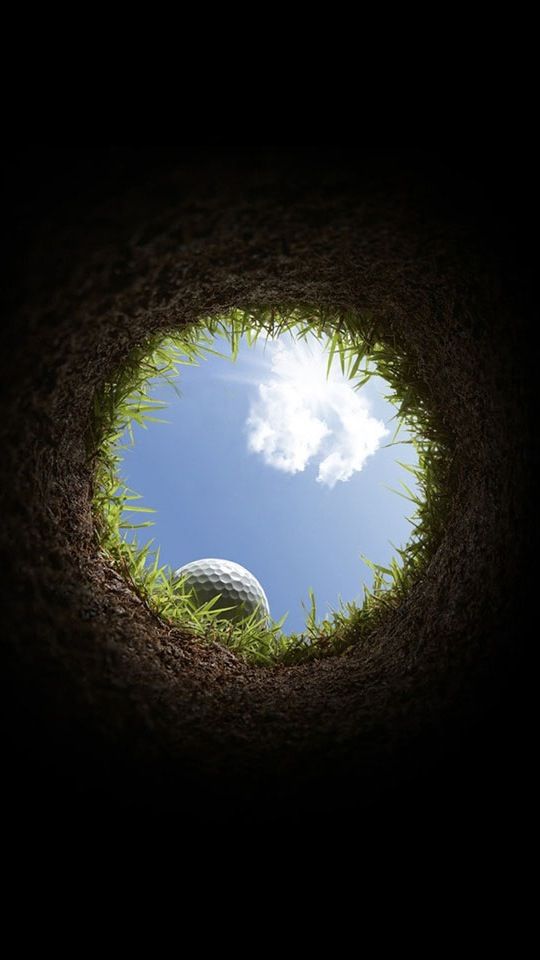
xmin=92 ymin=308 xmax=452 ymax=664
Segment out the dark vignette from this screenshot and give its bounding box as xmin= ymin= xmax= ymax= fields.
xmin=1 ymin=148 xmax=535 ymax=841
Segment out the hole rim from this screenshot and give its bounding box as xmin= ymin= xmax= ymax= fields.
xmin=90 ymin=305 xmax=456 ymax=666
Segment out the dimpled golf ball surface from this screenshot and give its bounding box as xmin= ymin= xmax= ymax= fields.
xmin=174 ymin=559 xmax=270 ymax=623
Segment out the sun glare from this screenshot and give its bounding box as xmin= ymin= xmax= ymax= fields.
xmin=246 ymin=333 xmax=389 ymax=488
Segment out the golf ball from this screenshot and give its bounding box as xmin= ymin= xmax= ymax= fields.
xmin=174 ymin=558 xmax=270 ymax=623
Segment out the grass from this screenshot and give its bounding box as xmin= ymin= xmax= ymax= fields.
xmin=89 ymin=306 xmax=453 ymax=666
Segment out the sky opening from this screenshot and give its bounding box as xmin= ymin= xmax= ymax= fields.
xmin=119 ymin=330 xmax=420 ymax=633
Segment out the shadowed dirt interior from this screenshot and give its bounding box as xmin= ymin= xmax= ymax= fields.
xmin=2 ymin=150 xmax=534 ymax=829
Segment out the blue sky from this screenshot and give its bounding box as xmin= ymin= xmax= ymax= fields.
xmin=119 ymin=331 xmax=419 ymax=633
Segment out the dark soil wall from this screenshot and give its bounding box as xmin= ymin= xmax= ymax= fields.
xmin=2 ymin=149 xmax=535 ymax=833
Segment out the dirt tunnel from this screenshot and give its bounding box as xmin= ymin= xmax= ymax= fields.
xmin=2 ymin=149 xmax=534 ymax=831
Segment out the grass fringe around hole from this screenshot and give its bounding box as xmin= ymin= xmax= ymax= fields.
xmin=89 ymin=306 xmax=454 ymax=666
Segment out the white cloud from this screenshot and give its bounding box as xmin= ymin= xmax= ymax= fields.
xmin=245 ymin=336 xmax=388 ymax=487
